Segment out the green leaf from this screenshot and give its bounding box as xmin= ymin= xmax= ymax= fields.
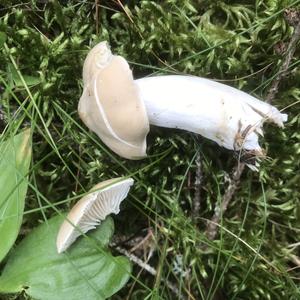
xmin=0 ymin=129 xmax=31 ymax=262
xmin=0 ymin=215 xmax=131 ymax=300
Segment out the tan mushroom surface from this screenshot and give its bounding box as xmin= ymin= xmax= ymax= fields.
xmin=78 ymin=41 xmax=149 ymax=160
xmin=56 ymin=177 xmax=134 ymax=253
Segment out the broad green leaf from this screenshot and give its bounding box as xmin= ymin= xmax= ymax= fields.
xmin=0 ymin=215 xmax=131 ymax=300
xmin=0 ymin=129 xmax=31 ymax=262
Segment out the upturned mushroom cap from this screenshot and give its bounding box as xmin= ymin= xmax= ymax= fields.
xmin=78 ymin=41 xmax=149 ymax=160
xmin=56 ymin=177 xmax=134 ymax=253
xmin=82 ymin=41 xmax=113 ymax=85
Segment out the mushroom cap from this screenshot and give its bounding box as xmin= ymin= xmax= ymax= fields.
xmin=56 ymin=177 xmax=134 ymax=253
xmin=78 ymin=41 xmax=149 ymax=160
xmin=82 ymin=41 xmax=113 ymax=85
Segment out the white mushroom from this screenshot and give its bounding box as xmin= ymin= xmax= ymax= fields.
xmin=78 ymin=41 xmax=149 ymax=160
xmin=56 ymin=177 xmax=134 ymax=253
xmin=79 ymin=41 xmax=287 ymax=168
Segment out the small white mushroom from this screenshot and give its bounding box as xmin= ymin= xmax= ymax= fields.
xmin=78 ymin=41 xmax=149 ymax=160
xmin=56 ymin=177 xmax=134 ymax=253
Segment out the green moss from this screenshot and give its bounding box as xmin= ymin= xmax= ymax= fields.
xmin=0 ymin=1 xmax=300 ymax=299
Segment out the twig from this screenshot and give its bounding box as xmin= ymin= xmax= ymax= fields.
xmin=116 ymin=0 xmax=134 ymax=24
xmin=115 ymin=245 xmax=156 ymax=275
xmin=95 ymin=0 xmax=99 ymax=35
xmin=114 ymin=245 xmax=186 ymax=298
xmin=266 ymin=13 xmax=300 ymax=102
xmin=129 ymin=228 xmax=154 ymax=255
xmin=192 ymin=152 xmax=202 ymax=221
xmin=205 ymin=163 xmax=245 ymax=241
xmin=205 ymin=10 xmax=300 ymax=241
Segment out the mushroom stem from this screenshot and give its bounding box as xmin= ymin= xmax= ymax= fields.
xmin=136 ymin=75 xmax=287 ymax=156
